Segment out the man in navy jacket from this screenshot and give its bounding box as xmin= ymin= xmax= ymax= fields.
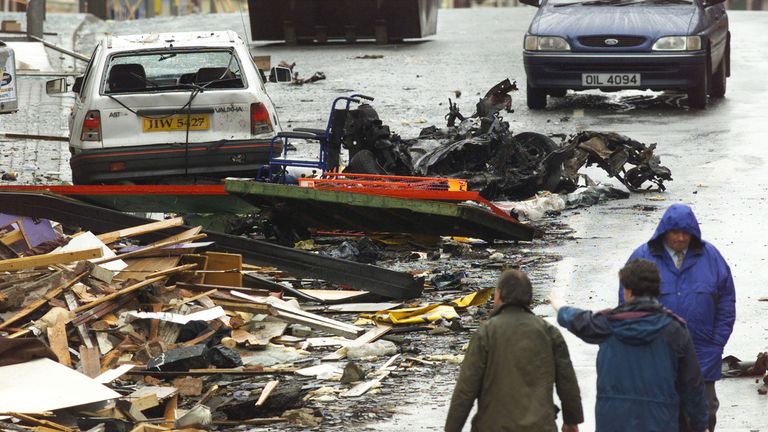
xmin=556 ymin=259 xmax=708 ymax=432
xmin=622 ymin=203 xmax=735 ymax=431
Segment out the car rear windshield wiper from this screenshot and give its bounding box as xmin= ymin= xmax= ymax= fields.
xmin=554 ymin=0 xmax=638 ymax=7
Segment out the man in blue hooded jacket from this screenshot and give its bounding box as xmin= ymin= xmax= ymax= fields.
xmin=556 ymin=259 xmax=709 ymax=432
xmin=622 ymin=203 xmax=735 ymax=431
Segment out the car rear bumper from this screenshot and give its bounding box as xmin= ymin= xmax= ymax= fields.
xmin=523 ymin=51 xmax=707 ymax=92
xmin=70 ymin=139 xmax=281 ymax=184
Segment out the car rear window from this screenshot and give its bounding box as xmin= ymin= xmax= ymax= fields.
xmin=103 ymin=49 xmax=246 ymax=94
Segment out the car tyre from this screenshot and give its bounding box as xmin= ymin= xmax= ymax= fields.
xmin=687 ymin=66 xmax=708 ymax=110
xmin=710 ymin=57 xmax=726 ymax=98
xmin=527 ymin=83 xmax=547 ymax=110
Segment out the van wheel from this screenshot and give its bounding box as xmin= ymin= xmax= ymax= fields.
xmin=710 ymin=57 xmax=726 ymax=98
xmin=527 ymin=83 xmax=547 ymax=110
xmin=687 ymin=65 xmax=708 ymax=109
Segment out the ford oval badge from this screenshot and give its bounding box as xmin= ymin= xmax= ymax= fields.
xmin=604 ymin=38 xmax=619 ymax=46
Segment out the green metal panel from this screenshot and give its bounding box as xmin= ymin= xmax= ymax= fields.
xmin=224 ymin=180 xmax=534 ymax=241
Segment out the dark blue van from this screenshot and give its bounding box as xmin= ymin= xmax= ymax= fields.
xmin=521 ymin=0 xmax=729 ymax=109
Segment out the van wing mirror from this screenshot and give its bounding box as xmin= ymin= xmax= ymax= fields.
xmin=520 ymin=0 xmax=541 ymax=6
xmin=703 ymin=0 xmax=725 ymax=6
xmin=269 ymin=66 xmax=292 ymax=83
xmin=45 ymin=77 xmax=68 ymax=95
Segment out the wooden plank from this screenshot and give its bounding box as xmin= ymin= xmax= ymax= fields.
xmin=72 ymin=276 xmax=166 ymax=314
xmin=64 ymin=291 xmax=93 ymax=349
xmin=274 ymin=308 xmax=360 ymax=339
xmin=147 ymin=263 xmax=198 ymax=279
xmin=203 ymin=252 xmax=242 ymax=287
xmin=0 ymin=272 xmax=87 ymax=330
xmin=97 ymin=217 xmax=185 ymax=245
xmin=163 ymin=289 xmax=216 ymax=312
xmin=297 ymin=289 xmax=370 ymax=302
xmin=3 ymin=413 xmax=74 ymax=432
xmin=46 ymin=318 xmax=72 ymax=367
xmin=323 ymin=324 xmax=392 ymax=361
xmin=230 ymin=291 xmax=363 ymax=336
xmin=148 ymin=226 xmax=202 ymax=247
xmin=341 ymin=354 xmax=400 ymax=398
xmin=115 ymin=256 xmax=180 ymax=282
xmin=0 ymin=248 xmax=102 ymax=271
xmin=254 ymin=380 xmax=279 ymax=406
xmin=92 ymin=234 xmax=207 ymax=265
xmin=162 ymin=394 xmax=177 ymax=429
xmin=79 ymin=345 xmax=102 ymax=378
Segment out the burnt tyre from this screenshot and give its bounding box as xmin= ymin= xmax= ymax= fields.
xmin=687 ymin=58 xmax=709 ymax=109
xmin=514 ymin=132 xmax=562 ymax=192
xmin=343 ymin=149 xmax=386 ymax=174
xmin=710 ymin=56 xmax=726 ymax=98
xmin=527 ymin=82 xmax=547 ymax=110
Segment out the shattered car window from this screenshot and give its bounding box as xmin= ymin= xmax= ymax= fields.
xmin=104 ymin=49 xmax=245 ymax=94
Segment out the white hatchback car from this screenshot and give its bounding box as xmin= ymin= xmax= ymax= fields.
xmin=48 ymin=30 xmax=282 ymax=184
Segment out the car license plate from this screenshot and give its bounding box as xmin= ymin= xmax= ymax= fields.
xmin=143 ymin=114 xmax=209 ymax=132
xmin=581 ymin=73 xmax=641 ymax=87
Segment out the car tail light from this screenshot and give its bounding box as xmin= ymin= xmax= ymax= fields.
xmin=81 ymin=110 xmax=101 ymax=141
xmin=251 ymin=102 xmax=273 ymax=135
xmin=109 ymin=162 xmax=126 ymax=172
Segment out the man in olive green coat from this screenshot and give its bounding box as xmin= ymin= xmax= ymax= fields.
xmin=445 ymin=270 xmax=583 ymax=432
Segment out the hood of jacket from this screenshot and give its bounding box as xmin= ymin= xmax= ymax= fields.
xmin=650 ymin=203 xmax=702 ymax=242
xmin=607 ymin=298 xmax=674 ymax=346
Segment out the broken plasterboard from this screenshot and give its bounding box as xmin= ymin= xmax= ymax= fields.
xmin=0 ymin=358 xmax=121 ymax=413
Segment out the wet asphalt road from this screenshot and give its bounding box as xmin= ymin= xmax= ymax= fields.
xmin=2 ymin=6 xmax=768 ymax=431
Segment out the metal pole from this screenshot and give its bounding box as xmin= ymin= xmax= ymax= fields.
xmin=26 ymin=0 xmax=44 ymax=40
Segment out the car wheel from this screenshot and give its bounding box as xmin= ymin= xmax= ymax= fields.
xmin=527 ymin=83 xmax=547 ymax=110
xmin=687 ymin=64 xmax=709 ymax=110
xmin=549 ymin=89 xmax=567 ymax=98
xmin=710 ymin=56 xmax=726 ymax=98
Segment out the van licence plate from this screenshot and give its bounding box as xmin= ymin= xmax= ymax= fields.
xmin=582 ymin=73 xmax=641 ymax=87
xmin=143 ymin=114 xmax=210 ymax=132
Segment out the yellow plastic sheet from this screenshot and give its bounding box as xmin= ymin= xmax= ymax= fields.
xmin=451 ymin=288 xmax=493 ymax=308
xmin=362 ymin=288 xmax=492 ymax=325
xmin=364 ymin=304 xmax=459 ymax=325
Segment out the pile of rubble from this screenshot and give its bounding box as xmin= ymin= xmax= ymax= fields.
xmin=0 ymin=214 xmax=505 ymax=431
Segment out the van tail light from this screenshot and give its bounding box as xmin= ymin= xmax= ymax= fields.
xmin=81 ymin=110 xmax=101 ymax=141
xmin=109 ymin=162 xmax=126 ymax=172
xmin=251 ymin=103 xmax=273 ymax=135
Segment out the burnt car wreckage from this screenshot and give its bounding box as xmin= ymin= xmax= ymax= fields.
xmin=337 ymin=79 xmax=672 ymax=200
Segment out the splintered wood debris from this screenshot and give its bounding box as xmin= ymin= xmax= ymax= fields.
xmin=0 ymin=214 xmax=480 ymax=431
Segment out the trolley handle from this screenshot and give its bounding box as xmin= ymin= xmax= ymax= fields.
xmin=351 ymin=94 xmax=374 ymax=101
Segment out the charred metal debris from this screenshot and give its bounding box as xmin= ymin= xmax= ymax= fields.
xmin=340 ymin=79 xmax=672 ymax=200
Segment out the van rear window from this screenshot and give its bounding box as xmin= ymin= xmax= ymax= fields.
xmin=104 ymin=49 xmax=245 ymax=94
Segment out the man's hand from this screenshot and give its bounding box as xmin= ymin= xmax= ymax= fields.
xmin=562 ymin=424 xmax=579 ymax=432
xmin=549 ymin=291 xmax=566 ymax=312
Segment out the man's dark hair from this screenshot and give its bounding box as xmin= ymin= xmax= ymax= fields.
xmin=619 ymin=259 xmax=661 ymax=298
xmin=497 ymin=269 xmax=533 ymax=307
